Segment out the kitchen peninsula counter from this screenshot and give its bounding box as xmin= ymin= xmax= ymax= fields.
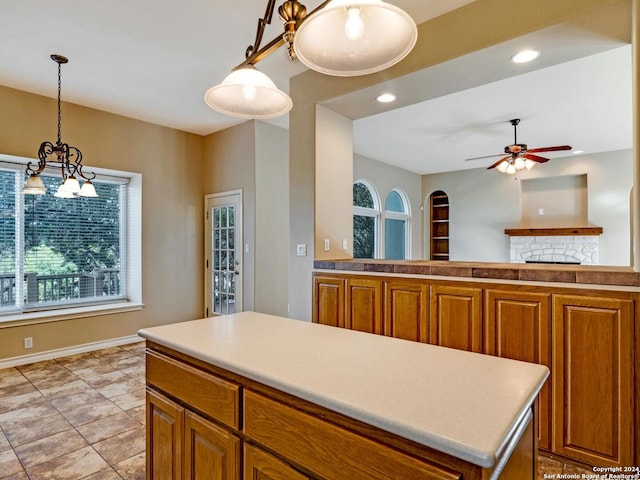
xmin=314 ymin=259 xmax=640 ymax=287
xmin=139 ymin=311 xmax=548 ymax=479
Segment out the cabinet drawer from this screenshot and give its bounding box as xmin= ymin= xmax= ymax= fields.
xmin=146 ymin=350 xmax=240 ymax=429
xmin=244 ymin=391 xmax=460 ymax=480
xmin=244 ymin=444 xmax=310 ymax=480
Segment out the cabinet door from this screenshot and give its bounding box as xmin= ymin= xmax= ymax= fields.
xmin=244 ymin=444 xmax=310 ymax=480
xmin=147 ymin=389 xmax=184 ymax=480
xmin=184 ymin=411 xmax=241 ymax=480
xmin=345 ymin=278 xmax=382 ymax=334
xmin=429 ymin=285 xmax=482 ymax=352
xmin=485 ymin=290 xmax=551 ymax=451
xmin=312 ymin=275 xmax=345 ymax=328
xmin=552 ymin=295 xmax=633 ymax=467
xmin=384 ymin=281 xmax=428 ymax=342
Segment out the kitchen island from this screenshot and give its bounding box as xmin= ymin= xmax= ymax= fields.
xmin=139 ymin=311 xmax=549 ymax=480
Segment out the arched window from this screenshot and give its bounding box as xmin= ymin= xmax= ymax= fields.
xmin=384 ymin=190 xmax=410 ymax=259
xmin=353 ymin=181 xmax=380 ymax=258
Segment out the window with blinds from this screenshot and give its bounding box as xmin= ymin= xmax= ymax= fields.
xmin=0 ymin=165 xmax=129 ymax=314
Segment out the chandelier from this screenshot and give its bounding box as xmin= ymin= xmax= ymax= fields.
xmin=23 ymin=54 xmax=98 ymax=198
xmin=204 ymin=0 xmax=418 ymax=119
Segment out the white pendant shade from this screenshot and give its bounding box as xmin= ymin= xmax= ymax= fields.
xmin=78 ymin=180 xmax=99 ymax=197
xmin=293 ymin=0 xmax=418 ymax=76
xmin=60 ymin=176 xmax=81 ymax=193
xmin=23 ymin=174 xmax=46 ymax=195
xmin=204 ymin=66 xmax=292 ymax=119
xmin=54 ymin=184 xmax=76 ymax=198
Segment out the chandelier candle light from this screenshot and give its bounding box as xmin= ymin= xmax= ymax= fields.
xmin=24 ymin=54 xmax=98 ymax=198
xmin=204 ymin=0 xmax=418 ymax=119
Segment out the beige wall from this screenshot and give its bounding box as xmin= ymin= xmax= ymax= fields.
xmin=202 ymin=120 xmax=291 ymax=316
xmin=255 ymin=122 xmax=289 ymax=316
xmin=315 ymin=106 xmax=353 ymax=260
xmin=422 ymin=150 xmax=632 ymax=265
xmin=521 ymin=175 xmax=588 ymax=227
xmin=290 ymin=0 xmax=630 ymax=320
xmin=202 ymin=121 xmax=256 ymax=312
xmin=0 ymin=85 xmax=204 ymax=360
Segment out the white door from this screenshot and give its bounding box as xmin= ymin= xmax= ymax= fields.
xmin=205 ymin=191 xmax=242 ymax=316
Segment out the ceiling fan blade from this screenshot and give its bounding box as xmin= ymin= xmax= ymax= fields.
xmin=487 ymin=156 xmax=510 ymax=170
xmin=523 ymin=153 xmax=549 ymax=163
xmin=464 ymin=153 xmax=503 ymax=161
xmin=527 ymin=145 xmax=572 ymax=153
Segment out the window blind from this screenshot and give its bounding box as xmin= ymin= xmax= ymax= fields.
xmin=0 ymin=164 xmax=130 ymax=314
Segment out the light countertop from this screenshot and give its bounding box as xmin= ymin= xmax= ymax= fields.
xmin=138 ymin=311 xmax=549 ymax=468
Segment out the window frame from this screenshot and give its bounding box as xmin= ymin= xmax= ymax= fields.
xmin=384 ymin=188 xmax=411 ymax=260
xmin=0 ymin=153 xmax=142 ymax=326
xmin=353 ymin=179 xmax=381 ymax=259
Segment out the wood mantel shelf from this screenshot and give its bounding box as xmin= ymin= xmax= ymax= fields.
xmin=504 ymin=226 xmax=603 ymax=236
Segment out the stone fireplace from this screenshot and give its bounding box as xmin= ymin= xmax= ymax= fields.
xmin=505 ymin=227 xmax=603 ymax=265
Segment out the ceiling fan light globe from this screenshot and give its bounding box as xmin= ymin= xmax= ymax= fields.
xmin=496 ymin=160 xmax=509 ymax=173
xmin=514 ymin=156 xmax=526 ymax=170
xmin=505 ymin=164 xmax=517 ymax=175
xmin=293 ymin=0 xmax=417 ymax=76
xmin=524 ymin=159 xmax=536 ymax=170
xmin=204 ymin=66 xmax=292 ymax=119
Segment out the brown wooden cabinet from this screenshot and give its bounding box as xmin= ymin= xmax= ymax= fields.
xmin=429 ymin=285 xmax=482 ymax=352
xmin=384 ymin=280 xmax=429 ymax=342
xmin=485 ymin=289 xmax=551 ymax=451
xmin=244 ymin=444 xmax=310 ymax=480
xmin=551 ymin=295 xmax=634 ymax=467
xmin=345 ymin=278 xmax=382 ymax=334
xmin=311 ymin=270 xmax=639 ymax=469
xmin=147 ymin=389 xmax=184 ymax=480
xmin=312 ymin=275 xmax=345 ymax=328
xmin=147 ymin=389 xmax=241 ymax=480
xmin=184 ymin=411 xmax=241 ymax=480
xmin=146 ymin=343 xmax=538 ymax=480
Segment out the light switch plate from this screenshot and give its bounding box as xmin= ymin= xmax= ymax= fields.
xmin=297 ymin=244 xmax=307 ymax=256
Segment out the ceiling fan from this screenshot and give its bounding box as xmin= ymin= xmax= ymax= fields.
xmin=465 ymin=119 xmax=572 ymax=174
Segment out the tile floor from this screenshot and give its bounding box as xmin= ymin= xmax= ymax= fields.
xmin=0 ymin=342 xmax=146 ymax=480
xmin=539 ymin=453 xmax=596 ymax=478
xmin=0 ymin=341 xmax=594 ymax=480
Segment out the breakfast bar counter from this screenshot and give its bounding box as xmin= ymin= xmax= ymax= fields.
xmin=139 ymin=311 xmax=549 ymax=479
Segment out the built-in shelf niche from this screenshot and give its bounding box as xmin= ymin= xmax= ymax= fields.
xmin=520 ymin=174 xmax=588 ymax=228
xmin=429 ymin=190 xmax=449 ymax=260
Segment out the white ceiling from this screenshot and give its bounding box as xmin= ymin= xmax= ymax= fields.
xmin=0 ymin=1 xmax=632 ymax=176
xmin=0 ymin=0 xmax=473 ymax=136
xmin=351 ymin=44 xmax=632 ymax=174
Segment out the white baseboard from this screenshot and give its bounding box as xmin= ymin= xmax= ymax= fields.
xmin=0 ymin=335 xmax=143 ymax=369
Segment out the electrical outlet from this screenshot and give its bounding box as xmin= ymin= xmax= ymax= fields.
xmin=24 ymin=337 xmax=33 ymax=349
xmin=324 ymin=239 xmax=330 ymax=251
xmin=538 ymin=208 xmax=544 ymax=216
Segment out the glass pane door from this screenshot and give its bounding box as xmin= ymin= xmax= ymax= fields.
xmin=206 ymin=192 xmax=242 ymax=316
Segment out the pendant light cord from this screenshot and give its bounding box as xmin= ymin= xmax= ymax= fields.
xmin=57 ymin=60 xmax=62 ymax=145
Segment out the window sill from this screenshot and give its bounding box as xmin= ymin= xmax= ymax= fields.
xmin=0 ymin=302 xmax=144 ymax=328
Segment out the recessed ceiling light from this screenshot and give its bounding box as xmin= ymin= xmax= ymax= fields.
xmin=572 ymin=150 xmax=584 ymax=155
xmin=376 ymin=93 xmax=396 ymax=103
xmin=511 ymin=49 xmax=540 ymax=64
